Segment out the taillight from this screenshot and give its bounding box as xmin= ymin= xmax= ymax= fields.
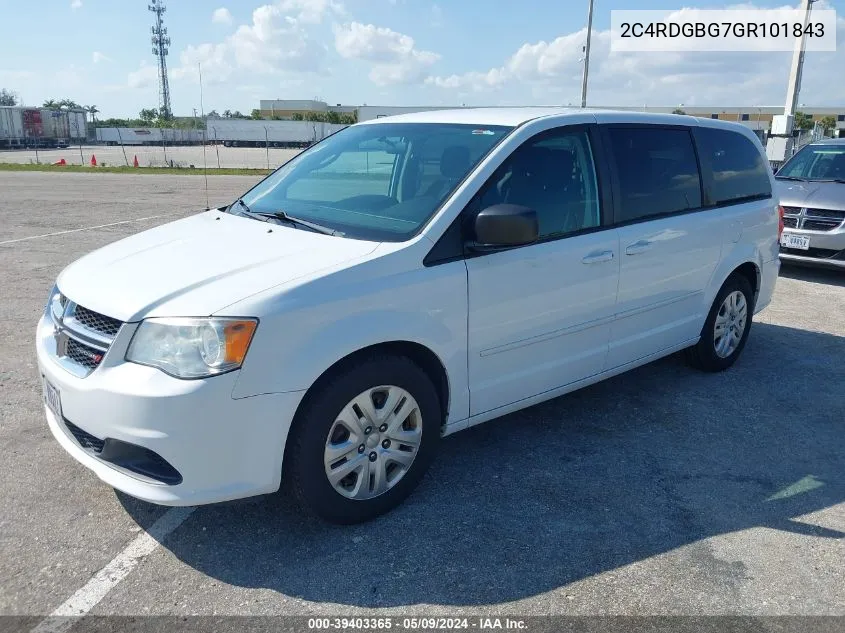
xmin=777 ymin=205 xmax=785 ymax=241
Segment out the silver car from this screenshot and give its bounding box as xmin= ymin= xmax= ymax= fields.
xmin=775 ymin=139 xmax=845 ymax=270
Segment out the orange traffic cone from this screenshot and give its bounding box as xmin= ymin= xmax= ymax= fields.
xmin=133 ymin=155 xmax=139 ymax=168
xmin=53 ymin=158 xmax=66 ymax=166
xmin=90 ymin=154 xmax=97 ymax=167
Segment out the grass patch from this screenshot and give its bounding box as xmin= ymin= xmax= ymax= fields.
xmin=0 ymin=163 xmax=272 ymax=176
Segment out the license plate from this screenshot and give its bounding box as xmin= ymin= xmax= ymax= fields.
xmin=781 ymin=234 xmax=810 ymax=250
xmin=43 ymin=376 xmax=62 ymax=419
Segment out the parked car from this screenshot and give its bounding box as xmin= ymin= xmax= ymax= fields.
xmin=775 ymin=139 xmax=845 ymax=270
xmin=37 ymin=109 xmax=780 ymax=523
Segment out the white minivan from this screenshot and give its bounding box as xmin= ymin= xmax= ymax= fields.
xmin=37 ymin=109 xmax=781 ymax=523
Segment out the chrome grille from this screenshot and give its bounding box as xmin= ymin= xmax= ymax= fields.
xmin=803 ymin=219 xmax=840 ymax=232
xmin=73 ymin=306 xmax=122 ymax=337
xmin=783 ymin=207 xmax=845 ymax=233
xmin=806 ymin=208 xmax=845 ymax=221
xmin=45 ymin=294 xmax=124 ymax=378
xmin=66 ymin=338 xmax=105 ymax=370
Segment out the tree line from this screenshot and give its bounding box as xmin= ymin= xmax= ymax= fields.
xmin=672 ymin=107 xmax=836 ymax=133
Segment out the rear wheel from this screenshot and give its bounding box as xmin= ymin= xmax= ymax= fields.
xmin=285 ymin=355 xmax=441 ymax=524
xmin=686 ymin=274 xmax=754 ymax=372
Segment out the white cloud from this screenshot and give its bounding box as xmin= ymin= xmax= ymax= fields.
xmin=174 ymin=3 xmax=330 ymax=83
xmin=333 ymin=22 xmax=439 ymax=85
xmin=277 ymin=0 xmax=344 ymax=23
xmin=211 ymin=7 xmax=233 ymax=25
xmin=431 ymin=4 xmax=443 ymax=28
xmin=70 ymin=0 xmax=82 ymax=9
xmin=92 ymin=51 xmax=111 ymax=64
xmin=426 ymin=5 xmax=845 ymax=106
xmin=127 ymin=61 xmax=158 ymax=89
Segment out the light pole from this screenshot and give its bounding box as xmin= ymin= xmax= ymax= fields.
xmin=785 ymin=0 xmax=816 ymax=119
xmin=580 ymin=0 xmax=595 ymax=108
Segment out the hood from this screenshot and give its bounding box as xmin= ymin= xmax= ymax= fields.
xmin=776 ymin=179 xmax=845 ymax=210
xmin=57 ymin=211 xmax=379 ymax=321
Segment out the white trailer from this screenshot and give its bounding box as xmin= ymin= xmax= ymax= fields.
xmin=0 ymin=106 xmax=24 ymax=149
xmin=96 ymin=127 xmax=204 ymax=146
xmin=68 ymin=111 xmax=88 ymax=142
xmin=206 ymin=119 xmax=346 ymax=148
xmin=0 ymin=106 xmax=85 ymax=149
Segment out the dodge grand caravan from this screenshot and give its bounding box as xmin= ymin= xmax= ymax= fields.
xmin=775 ymin=138 xmax=845 ymax=270
xmin=37 ymin=109 xmax=780 ymax=523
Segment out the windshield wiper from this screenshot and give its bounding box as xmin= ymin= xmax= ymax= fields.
xmin=228 ymin=199 xmax=342 ymax=236
xmin=807 ymin=178 xmax=845 ymax=184
xmin=775 ymin=175 xmax=807 ymax=181
xmin=251 ymin=210 xmax=344 ymax=237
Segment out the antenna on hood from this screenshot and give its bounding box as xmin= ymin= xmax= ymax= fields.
xmin=199 ymin=62 xmax=210 ymax=211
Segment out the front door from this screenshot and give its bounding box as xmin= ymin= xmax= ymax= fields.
xmin=466 ymin=125 xmax=620 ymax=416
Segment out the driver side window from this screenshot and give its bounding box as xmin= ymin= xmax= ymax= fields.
xmin=475 ymin=127 xmax=601 ymax=239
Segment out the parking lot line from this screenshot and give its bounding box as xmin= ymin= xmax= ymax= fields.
xmin=30 ymin=506 xmax=195 ymax=633
xmin=0 ymin=216 xmax=166 ymax=246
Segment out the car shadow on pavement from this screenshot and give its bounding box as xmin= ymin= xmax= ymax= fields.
xmin=779 ymin=262 xmax=845 ymax=288
xmin=120 ymin=322 xmax=844 ymax=607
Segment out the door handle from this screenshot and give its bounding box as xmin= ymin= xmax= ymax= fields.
xmin=625 ymin=240 xmax=653 ymax=255
xmin=581 ymin=250 xmax=615 ymax=264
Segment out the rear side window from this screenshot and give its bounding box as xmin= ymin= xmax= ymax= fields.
xmin=606 ymin=127 xmax=702 ymax=223
xmin=696 ymin=127 xmax=771 ymax=204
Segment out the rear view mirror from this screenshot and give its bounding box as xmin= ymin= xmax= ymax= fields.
xmin=471 ymin=204 xmax=539 ymax=249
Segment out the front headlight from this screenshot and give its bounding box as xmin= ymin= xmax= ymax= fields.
xmin=126 ymin=317 xmax=258 ymax=379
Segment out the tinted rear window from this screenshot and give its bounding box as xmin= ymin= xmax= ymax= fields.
xmin=607 ymin=127 xmax=702 ymax=223
xmin=696 ymin=127 xmax=771 ymax=204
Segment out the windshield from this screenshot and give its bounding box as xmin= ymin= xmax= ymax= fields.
xmin=236 ymin=122 xmax=512 ymax=241
xmin=777 ymin=144 xmax=845 ymax=181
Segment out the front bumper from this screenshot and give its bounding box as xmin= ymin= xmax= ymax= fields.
xmin=779 ymin=250 xmax=845 ymax=270
xmin=36 ymin=313 xmax=305 ymax=506
xmin=779 ymin=227 xmax=845 ymax=270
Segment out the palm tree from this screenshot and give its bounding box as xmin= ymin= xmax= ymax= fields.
xmin=794 ymin=111 xmax=814 ymax=131
xmin=84 ymin=105 xmax=99 ymax=124
xmin=43 ymin=99 xmax=59 ymax=109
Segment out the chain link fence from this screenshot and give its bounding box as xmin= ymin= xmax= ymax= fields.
xmin=0 ymin=143 xmax=304 ymax=170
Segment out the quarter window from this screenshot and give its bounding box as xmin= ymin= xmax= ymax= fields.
xmin=696 ymin=127 xmax=772 ymax=204
xmin=607 ymin=127 xmax=702 ymax=223
xmin=474 ymin=128 xmax=600 ymax=239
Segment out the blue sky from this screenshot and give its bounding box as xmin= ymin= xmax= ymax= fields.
xmin=0 ymin=0 xmax=842 ymax=118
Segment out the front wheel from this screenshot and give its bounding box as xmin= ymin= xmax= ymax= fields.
xmin=285 ymin=355 xmax=441 ymax=524
xmin=686 ymin=274 xmax=754 ymax=372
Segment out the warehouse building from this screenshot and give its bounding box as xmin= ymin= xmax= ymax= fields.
xmin=258 ymin=100 xmax=358 ymax=119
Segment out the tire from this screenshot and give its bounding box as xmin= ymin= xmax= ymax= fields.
xmin=285 ymin=354 xmax=441 ymax=524
xmin=686 ymin=273 xmax=754 ymax=372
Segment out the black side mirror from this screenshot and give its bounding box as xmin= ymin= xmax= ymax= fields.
xmin=470 ymin=204 xmax=539 ymax=250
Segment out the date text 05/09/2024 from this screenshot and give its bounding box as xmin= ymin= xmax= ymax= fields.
xmin=307 ymin=617 xmax=528 ymax=631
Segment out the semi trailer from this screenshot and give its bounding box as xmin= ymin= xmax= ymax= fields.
xmin=205 ymin=119 xmax=347 ymax=148
xmin=0 ymin=107 xmax=86 ymax=149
